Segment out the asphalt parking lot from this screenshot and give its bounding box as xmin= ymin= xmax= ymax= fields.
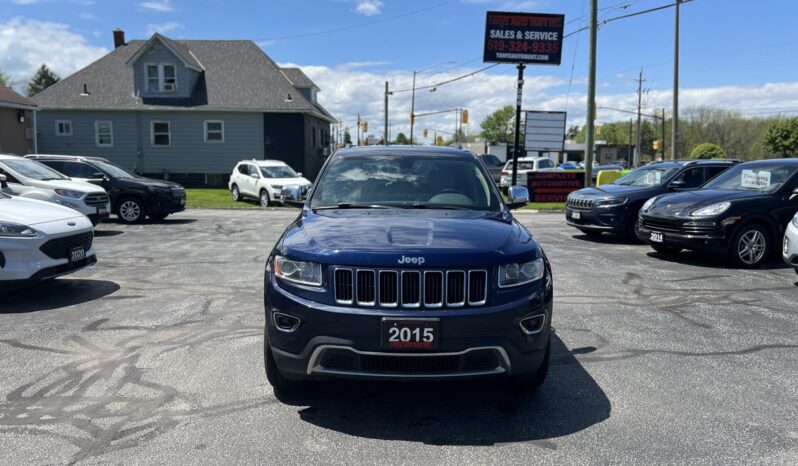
xmin=1 ymin=209 xmax=797 ymax=465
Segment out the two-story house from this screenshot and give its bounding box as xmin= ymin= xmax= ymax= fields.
xmin=32 ymin=30 xmax=336 ymax=185
xmin=0 ymin=83 xmax=37 ymax=155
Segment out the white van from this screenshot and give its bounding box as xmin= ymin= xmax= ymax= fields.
xmin=0 ymin=154 xmax=111 ymax=225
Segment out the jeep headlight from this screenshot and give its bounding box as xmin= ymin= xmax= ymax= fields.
xmin=54 ymin=189 xmax=84 ymax=199
xmin=642 ymin=196 xmax=657 ymax=212
xmin=498 ymin=259 xmax=545 ymax=288
xmin=274 ymin=255 xmax=322 ymax=287
xmin=0 ymin=222 xmax=38 ymax=237
xmin=691 ymin=201 xmax=731 ymax=217
xmin=596 ymin=197 xmax=627 ymax=208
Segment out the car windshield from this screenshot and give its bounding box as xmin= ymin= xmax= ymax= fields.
xmin=310 ymin=154 xmax=501 ymax=211
xmin=504 ymin=161 xmax=535 ymax=171
xmin=1 ymin=159 xmax=68 ymax=181
xmin=614 ymin=166 xmax=679 ymax=186
xmin=93 ymin=160 xmax=136 ymax=179
xmin=703 ymin=164 xmax=798 ymax=193
xmin=261 ymin=165 xmax=298 ymax=178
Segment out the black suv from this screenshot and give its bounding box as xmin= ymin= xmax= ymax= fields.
xmin=26 ymin=155 xmax=186 ymax=224
xmin=565 ymin=159 xmax=739 ymax=241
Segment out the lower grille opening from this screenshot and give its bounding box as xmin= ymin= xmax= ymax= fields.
xmin=360 ymin=355 xmax=459 ymax=373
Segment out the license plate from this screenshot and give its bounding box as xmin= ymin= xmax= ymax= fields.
xmin=70 ymin=247 xmax=86 ymax=262
xmin=97 ymin=207 xmax=108 ymax=215
xmin=650 ymin=231 xmax=664 ymax=243
xmin=382 ymin=318 xmax=439 ymax=351
xmin=571 ymin=211 xmax=581 ymax=220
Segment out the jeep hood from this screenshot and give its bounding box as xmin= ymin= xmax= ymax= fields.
xmin=279 ymin=210 xmax=539 ymax=267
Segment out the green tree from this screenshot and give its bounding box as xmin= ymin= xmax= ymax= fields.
xmin=690 ymin=143 xmax=726 ymax=159
xmin=480 ymin=105 xmax=515 ymax=143
xmin=763 ymin=117 xmax=798 ymax=157
xmin=0 ymin=70 xmax=10 ymax=87
xmin=394 ymin=132 xmax=408 ymax=145
xmin=27 ymin=64 xmax=60 ymax=97
xmin=343 ymin=128 xmax=352 ymax=145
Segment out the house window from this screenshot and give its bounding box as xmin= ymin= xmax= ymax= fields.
xmin=55 ymin=120 xmax=72 ymax=136
xmin=204 ymin=120 xmax=224 ymax=143
xmin=163 ymin=64 xmax=176 ymax=92
xmin=95 ymin=121 xmax=113 ymax=147
xmin=151 ymin=121 xmax=171 ymax=146
xmin=146 ymin=64 xmax=160 ymax=92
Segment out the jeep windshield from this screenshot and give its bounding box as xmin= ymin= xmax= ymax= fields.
xmin=702 ymin=164 xmax=798 ymax=193
xmin=614 ymin=166 xmax=679 ymax=186
xmin=94 ymin=160 xmax=137 ymax=179
xmin=310 ymin=154 xmax=502 ymax=211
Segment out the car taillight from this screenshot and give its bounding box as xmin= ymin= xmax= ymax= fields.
xmin=501 ymin=171 xmax=509 ymax=176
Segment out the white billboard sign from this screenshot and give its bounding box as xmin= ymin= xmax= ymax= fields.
xmin=524 ymin=110 xmax=566 ymax=152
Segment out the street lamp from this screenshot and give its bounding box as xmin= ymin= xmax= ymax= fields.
xmin=410 ymin=60 xmax=454 ymax=145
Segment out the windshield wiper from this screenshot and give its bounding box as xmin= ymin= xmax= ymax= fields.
xmin=312 ymin=203 xmax=395 ymax=210
xmin=410 ymin=203 xmax=470 ymax=210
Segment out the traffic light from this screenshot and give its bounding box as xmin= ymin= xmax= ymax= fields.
xmin=653 ymin=139 xmax=662 ymax=150
xmin=461 ymin=109 xmax=468 ymax=124
xmin=362 ymin=121 xmax=368 ymax=132
xmin=410 ymin=112 xmax=415 ymax=126
xmin=423 ymin=128 xmax=428 ymax=138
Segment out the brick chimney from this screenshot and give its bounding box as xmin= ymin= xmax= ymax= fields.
xmin=113 ymin=29 xmax=126 ymax=49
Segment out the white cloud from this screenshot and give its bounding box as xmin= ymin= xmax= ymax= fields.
xmin=0 ymin=17 xmax=108 ymax=91
xmin=355 ymin=0 xmax=383 ymax=16
xmin=145 ymin=22 xmax=184 ymax=36
xmin=139 ymin=0 xmax=176 ymax=12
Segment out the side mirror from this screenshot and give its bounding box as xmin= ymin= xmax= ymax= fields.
xmin=91 ymin=172 xmax=104 ymax=179
xmin=297 ymin=172 xmax=303 ymax=178
xmin=669 ymin=180 xmax=687 ymax=191
xmin=790 ymin=188 xmax=798 ymax=201
xmin=280 ymin=185 xmax=305 ymax=208
xmin=0 ymin=174 xmax=6 ymax=189
xmin=507 ymin=185 xmax=529 ymax=210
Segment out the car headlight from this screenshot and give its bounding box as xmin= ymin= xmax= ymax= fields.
xmin=691 ymin=201 xmax=731 ymax=217
xmin=270 ymin=185 xmax=283 ymax=191
xmin=0 ymin=222 xmax=38 ymax=237
xmin=596 ymin=197 xmax=627 ymax=208
xmin=54 ymin=189 xmax=84 ymax=199
xmin=274 ymin=255 xmax=322 ymax=287
xmin=498 ymin=259 xmax=545 ymax=288
xmin=792 ymin=214 xmax=798 ymax=228
xmin=641 ymin=196 xmax=658 ymax=212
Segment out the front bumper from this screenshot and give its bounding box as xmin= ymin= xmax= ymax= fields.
xmin=783 ymin=221 xmax=798 ymax=268
xmin=565 ymin=205 xmax=628 ymax=234
xmin=637 ymin=215 xmax=729 ymax=254
xmin=264 ymin=274 xmax=551 ymax=381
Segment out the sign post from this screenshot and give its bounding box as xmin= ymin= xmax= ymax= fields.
xmin=483 ymin=11 xmax=565 ymax=188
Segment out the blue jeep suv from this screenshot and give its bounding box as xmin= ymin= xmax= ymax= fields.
xmin=264 ymin=146 xmax=553 ymax=392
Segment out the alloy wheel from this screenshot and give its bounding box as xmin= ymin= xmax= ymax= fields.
xmin=737 ymin=229 xmax=766 ymax=265
xmin=232 ymin=186 xmax=240 ymax=201
xmin=260 ymin=191 xmax=270 ymax=208
xmin=119 ymin=200 xmax=142 ymax=223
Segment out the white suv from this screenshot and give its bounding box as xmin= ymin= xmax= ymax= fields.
xmin=229 ymin=160 xmax=311 ymax=207
xmin=499 ymin=156 xmax=556 ymax=192
xmin=0 ymin=154 xmax=111 ymax=225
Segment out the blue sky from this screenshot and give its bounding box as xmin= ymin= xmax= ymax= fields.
xmin=2 ymin=0 xmax=798 ymax=141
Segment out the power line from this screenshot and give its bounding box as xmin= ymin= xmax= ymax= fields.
xmin=255 ymin=1 xmax=455 ymax=41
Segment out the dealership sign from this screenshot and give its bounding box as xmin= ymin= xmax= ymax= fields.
xmin=527 ymin=172 xmax=584 ymax=203
xmin=483 ymin=11 xmax=565 ymax=65
xmin=525 ymin=110 xmax=567 ymax=152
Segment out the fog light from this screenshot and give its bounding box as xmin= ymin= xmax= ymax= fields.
xmin=519 ymin=314 xmax=546 ymax=335
xmin=272 ymin=312 xmax=301 ymax=332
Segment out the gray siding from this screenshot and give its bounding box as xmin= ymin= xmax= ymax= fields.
xmin=36 ymin=110 xmax=264 ymax=175
xmin=131 ymin=44 xmax=191 ymax=99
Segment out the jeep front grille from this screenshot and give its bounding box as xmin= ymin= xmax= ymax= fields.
xmin=334 ymin=267 xmax=488 ymax=308
xmin=567 ymin=197 xmax=593 ymax=210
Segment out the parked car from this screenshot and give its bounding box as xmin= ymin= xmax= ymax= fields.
xmin=783 ymin=212 xmax=798 ymax=275
xmin=0 ymin=181 xmax=96 ymax=288
xmin=558 ymin=161 xmax=581 ymax=170
xmin=0 ymin=154 xmax=110 ymax=225
xmin=229 ymin=160 xmax=311 ymax=207
xmin=566 ymin=159 xmax=739 ymax=241
xmin=478 ymin=154 xmax=504 ymax=183
xmin=638 ymin=159 xmax=798 ymax=268
xmin=26 ymin=154 xmax=186 ymax=224
xmin=264 ymin=146 xmax=552 ymax=393
xmin=499 ymin=156 xmax=556 ymax=192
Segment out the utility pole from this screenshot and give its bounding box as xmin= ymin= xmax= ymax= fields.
xmin=634 ymin=68 xmax=645 ymax=167
xmin=671 ymin=0 xmax=681 ymax=159
xmin=384 ymin=81 xmax=390 ymax=145
xmin=510 ymin=64 xmax=526 ymax=187
xmin=357 ymin=113 xmax=361 ymax=147
xmin=628 ymin=119 xmax=633 ymax=165
xmin=584 ymin=0 xmax=598 ymax=187
xmin=410 ymin=70 xmax=417 ymax=145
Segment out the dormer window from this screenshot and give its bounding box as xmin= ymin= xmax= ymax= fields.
xmin=145 ymin=63 xmax=177 ymax=93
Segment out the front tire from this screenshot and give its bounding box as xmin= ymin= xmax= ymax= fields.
xmin=730 ymin=224 xmax=770 ymax=268
xmin=264 ymin=339 xmax=298 ymax=393
xmin=231 ymin=184 xmax=241 ymax=202
xmin=624 ymin=216 xmax=643 ymax=244
xmin=259 ymin=189 xmax=271 ymax=208
xmin=116 ymin=197 xmax=146 ymax=224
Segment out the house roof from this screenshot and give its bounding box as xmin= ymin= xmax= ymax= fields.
xmin=280 ymin=68 xmax=318 ymax=90
xmin=0 ymin=83 xmax=37 ymax=109
xmin=125 ymin=33 xmax=204 ymax=71
xmin=32 ymin=36 xmax=334 ymax=122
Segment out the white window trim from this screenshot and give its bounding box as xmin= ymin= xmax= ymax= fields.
xmin=95 ymin=120 xmax=113 ymax=147
xmin=203 ymin=120 xmax=225 ymax=143
xmin=55 ymin=120 xmax=72 ymax=136
xmin=151 ymin=120 xmax=171 ymax=147
xmin=144 ymin=62 xmax=178 ymax=93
